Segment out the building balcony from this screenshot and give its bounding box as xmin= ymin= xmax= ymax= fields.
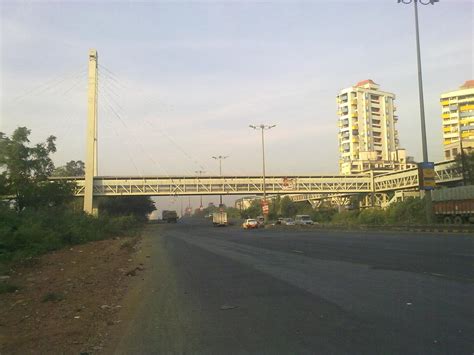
xmin=351 ymin=99 xmax=357 ymax=106
xmin=442 ymin=113 xmax=451 ymax=119
xmin=460 ymin=104 xmax=474 ymax=112
xmin=440 ymin=100 xmax=449 ymax=106
xmin=460 ymin=118 xmax=474 ymax=125
xmin=443 ymin=126 xmax=456 ymax=133
xmin=351 ymin=112 xmax=358 ymax=118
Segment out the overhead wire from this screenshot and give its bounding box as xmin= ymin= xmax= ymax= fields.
xmin=98 ymin=73 xmax=175 ymax=177
xmin=98 ymin=68 xmax=201 ymax=177
xmin=98 ymin=64 xmax=209 ymax=174
xmin=4 ymin=66 xmax=87 ymax=106
xmin=98 ymin=96 xmax=143 ymax=177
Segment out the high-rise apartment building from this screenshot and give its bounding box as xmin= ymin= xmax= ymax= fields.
xmin=336 ymin=80 xmax=414 ymax=175
xmin=440 ymin=80 xmax=474 ymax=160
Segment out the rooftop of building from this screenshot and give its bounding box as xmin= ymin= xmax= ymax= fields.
xmin=355 ymin=79 xmax=378 ymax=87
xmin=460 ymin=80 xmax=474 ymax=89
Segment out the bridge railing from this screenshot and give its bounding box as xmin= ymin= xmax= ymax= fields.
xmin=59 ymin=175 xmax=373 ymax=196
xmin=50 ymin=160 xmax=462 ymax=198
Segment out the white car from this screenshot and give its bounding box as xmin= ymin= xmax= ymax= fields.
xmin=282 ymin=218 xmax=295 ymax=226
xmin=242 ymin=219 xmax=258 ymax=229
xmin=295 ymin=215 xmax=314 ymax=225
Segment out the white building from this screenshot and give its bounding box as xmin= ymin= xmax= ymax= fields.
xmin=336 ymin=79 xmax=415 ymax=175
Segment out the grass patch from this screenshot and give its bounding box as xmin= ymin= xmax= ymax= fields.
xmin=41 ymin=292 xmax=65 ymax=303
xmin=0 ymin=282 xmax=20 ymax=294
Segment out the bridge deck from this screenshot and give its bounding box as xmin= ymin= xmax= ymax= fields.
xmin=51 ymin=160 xmax=462 ymax=197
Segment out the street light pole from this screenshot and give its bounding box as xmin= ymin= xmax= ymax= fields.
xmin=249 ymin=124 xmax=276 ymax=215
xmin=195 ymin=170 xmax=206 ymax=210
xmin=212 ymin=155 xmax=228 ymax=206
xmin=398 ymin=0 xmax=439 ymax=223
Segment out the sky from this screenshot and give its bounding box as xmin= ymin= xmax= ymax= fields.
xmin=1 ymin=0 xmax=473 ymax=212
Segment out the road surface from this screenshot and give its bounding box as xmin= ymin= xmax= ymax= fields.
xmin=115 ymin=219 xmax=474 ymax=354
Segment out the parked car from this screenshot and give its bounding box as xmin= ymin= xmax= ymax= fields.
xmin=242 ymin=219 xmax=259 ymax=229
xmin=276 ymin=217 xmax=284 ymax=225
xmin=295 ymin=215 xmax=314 ymax=225
xmin=282 ymin=217 xmax=295 ymax=226
xmin=256 ymin=216 xmax=265 ymax=226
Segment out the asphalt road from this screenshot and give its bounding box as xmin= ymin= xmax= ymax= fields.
xmin=116 ymin=219 xmax=474 ymax=354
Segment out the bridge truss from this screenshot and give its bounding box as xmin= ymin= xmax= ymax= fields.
xmin=54 ymin=160 xmax=462 ymax=202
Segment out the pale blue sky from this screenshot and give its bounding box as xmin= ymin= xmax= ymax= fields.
xmin=1 ymin=0 xmax=472 ymax=210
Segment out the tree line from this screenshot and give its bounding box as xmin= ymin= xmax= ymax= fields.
xmin=0 ymin=127 xmax=155 ymax=267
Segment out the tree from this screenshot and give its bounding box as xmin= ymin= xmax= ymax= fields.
xmin=99 ymin=196 xmax=156 ymax=221
xmin=0 ymin=127 xmax=74 ymax=211
xmin=53 ymin=160 xmax=85 ymax=177
xmin=280 ymin=196 xmax=297 ymax=217
xmin=241 ymin=199 xmax=262 ymax=218
xmin=455 ymin=151 xmax=474 ymax=185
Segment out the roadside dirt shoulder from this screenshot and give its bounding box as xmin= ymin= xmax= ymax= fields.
xmin=0 ymin=235 xmax=147 ymax=354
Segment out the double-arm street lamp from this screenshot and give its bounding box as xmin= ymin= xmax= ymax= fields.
xmin=212 ymin=155 xmax=228 ymax=206
xmin=397 ymin=0 xmax=439 ymax=223
xmin=249 ymin=124 xmax=276 ymax=205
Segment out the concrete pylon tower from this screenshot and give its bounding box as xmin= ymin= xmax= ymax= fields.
xmin=83 ymin=49 xmax=99 ymax=215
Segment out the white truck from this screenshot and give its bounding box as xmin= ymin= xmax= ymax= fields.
xmin=212 ymin=211 xmax=228 ymax=227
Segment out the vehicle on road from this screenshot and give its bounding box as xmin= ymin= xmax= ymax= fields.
xmin=295 ymin=215 xmax=314 ymax=225
xmin=162 ymin=210 xmax=178 ymax=223
xmin=282 ymin=217 xmax=295 ymax=226
xmin=242 ymin=219 xmax=258 ymax=229
xmin=256 ymin=215 xmax=265 ymax=227
xmin=212 ymin=211 xmax=228 ymax=226
xmin=433 ymin=186 xmax=474 ymax=224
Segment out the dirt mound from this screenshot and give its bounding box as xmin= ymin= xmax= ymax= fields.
xmin=0 ymin=236 xmax=145 ymax=354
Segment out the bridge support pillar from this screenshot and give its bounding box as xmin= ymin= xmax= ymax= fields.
xmin=84 ymin=49 xmax=99 ymax=215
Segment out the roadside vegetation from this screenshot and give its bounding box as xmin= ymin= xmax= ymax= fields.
xmin=199 ymin=195 xmax=429 ymax=226
xmin=0 ymin=127 xmax=155 ymax=274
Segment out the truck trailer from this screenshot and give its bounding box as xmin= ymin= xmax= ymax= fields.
xmin=212 ymin=211 xmax=228 ymax=226
xmin=432 ymin=186 xmax=474 ymax=224
xmin=162 ymin=210 xmax=178 ymax=223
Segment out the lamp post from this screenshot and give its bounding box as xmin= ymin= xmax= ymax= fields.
xmin=195 ymin=170 xmax=206 ymax=210
xmin=249 ymin=124 xmax=276 ymax=217
xmin=212 ymin=155 xmax=228 ymax=207
xmin=397 ymin=0 xmax=439 ymax=223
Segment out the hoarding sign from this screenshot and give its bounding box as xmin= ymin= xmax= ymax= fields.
xmin=418 ymin=162 xmax=436 ymax=190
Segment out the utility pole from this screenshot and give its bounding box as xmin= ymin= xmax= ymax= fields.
xmin=195 ymin=170 xmax=206 ymax=209
xmin=249 ymin=124 xmax=276 ymax=220
xmin=212 ymin=155 xmax=228 ymax=207
xmin=84 ymin=49 xmax=99 ymax=216
xmin=398 ymin=0 xmax=439 ymax=223
xmin=458 ymin=126 xmax=468 ymax=185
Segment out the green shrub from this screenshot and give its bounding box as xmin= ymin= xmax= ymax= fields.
xmin=331 ymin=210 xmax=359 ymax=226
xmin=0 ymin=205 xmax=142 ymax=264
xmin=0 ymin=283 xmax=19 ymax=294
xmin=357 ymin=208 xmax=386 ymax=225
xmin=386 ymin=198 xmax=426 ymax=225
xmin=42 ymin=292 xmax=65 ymax=302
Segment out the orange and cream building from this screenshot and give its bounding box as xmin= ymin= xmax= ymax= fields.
xmin=336 ymin=79 xmax=414 ymax=175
